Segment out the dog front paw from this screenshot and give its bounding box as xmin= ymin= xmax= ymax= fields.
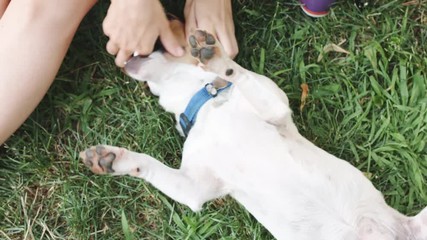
xmin=188 ymin=30 xmax=237 ymax=79
xmin=80 ymin=145 xmax=122 ymax=174
xmin=189 ymin=30 xmax=219 ymax=64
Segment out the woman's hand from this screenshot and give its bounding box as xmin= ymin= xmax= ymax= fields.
xmin=103 ymin=0 xmax=184 ymax=67
xmin=184 ymin=0 xmax=238 ymax=59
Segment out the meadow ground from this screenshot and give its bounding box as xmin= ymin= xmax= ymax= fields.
xmin=1 ymin=0 xmax=427 ymax=239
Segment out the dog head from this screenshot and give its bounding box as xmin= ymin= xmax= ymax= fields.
xmin=124 ymin=18 xmax=198 ymax=80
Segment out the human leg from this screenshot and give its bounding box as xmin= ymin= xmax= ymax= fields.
xmin=0 ymin=0 xmax=97 ymax=144
xmin=0 ymin=0 xmax=10 ymax=18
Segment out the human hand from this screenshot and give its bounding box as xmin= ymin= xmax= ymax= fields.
xmin=184 ymin=0 xmax=238 ymax=59
xmin=103 ymin=0 xmax=184 ymax=67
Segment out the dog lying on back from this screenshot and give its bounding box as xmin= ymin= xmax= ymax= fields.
xmin=80 ymin=20 xmax=427 ymax=239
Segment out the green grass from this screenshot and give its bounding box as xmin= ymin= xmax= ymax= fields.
xmin=1 ymin=0 xmax=427 ymax=239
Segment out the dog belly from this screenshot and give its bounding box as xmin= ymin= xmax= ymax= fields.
xmin=228 ymin=165 xmax=371 ymax=240
xmin=180 ymin=95 xmax=388 ymax=239
xmin=185 ymin=125 xmax=381 ymax=240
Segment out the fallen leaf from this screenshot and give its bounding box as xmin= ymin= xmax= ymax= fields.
xmin=402 ymin=0 xmax=418 ymax=6
xmin=300 ymin=83 xmax=309 ymax=112
xmin=363 ymin=172 xmax=373 ymax=180
xmin=317 ymin=43 xmax=350 ymax=62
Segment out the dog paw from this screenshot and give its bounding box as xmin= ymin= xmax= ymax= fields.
xmin=189 ymin=30 xmax=237 ymax=80
xmin=80 ymin=145 xmax=122 ymax=174
xmin=189 ymin=30 xmax=220 ymax=64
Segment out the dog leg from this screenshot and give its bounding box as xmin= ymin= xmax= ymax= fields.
xmin=407 ymin=206 xmax=427 ymax=239
xmin=80 ymin=145 xmax=226 ymax=211
xmin=189 ymin=30 xmax=292 ymax=127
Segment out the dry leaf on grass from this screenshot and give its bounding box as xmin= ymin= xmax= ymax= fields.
xmin=402 ymin=0 xmax=419 ymax=6
xmin=300 ymin=83 xmax=309 ymax=112
xmin=317 ymin=42 xmax=350 ymax=62
xmin=363 ymin=172 xmax=373 ymax=180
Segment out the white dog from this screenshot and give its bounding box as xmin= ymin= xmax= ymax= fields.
xmin=80 ymin=22 xmax=427 ymax=239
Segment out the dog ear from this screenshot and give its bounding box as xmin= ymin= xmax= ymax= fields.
xmin=407 ymin=207 xmax=427 ymax=239
xmin=123 ymin=56 xmax=152 ymax=81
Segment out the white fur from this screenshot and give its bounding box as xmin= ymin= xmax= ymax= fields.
xmin=91 ymin=52 xmax=426 ymax=240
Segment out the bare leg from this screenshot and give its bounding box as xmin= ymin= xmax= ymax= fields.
xmin=0 ymin=0 xmax=10 ymax=18
xmin=80 ymin=145 xmax=227 ymax=211
xmin=0 ymin=0 xmax=97 ymax=144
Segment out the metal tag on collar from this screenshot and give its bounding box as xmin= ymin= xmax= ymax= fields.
xmin=205 ymin=83 xmax=218 ymax=97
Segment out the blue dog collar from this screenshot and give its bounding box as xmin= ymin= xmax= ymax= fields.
xmin=179 ymin=82 xmax=232 ymax=137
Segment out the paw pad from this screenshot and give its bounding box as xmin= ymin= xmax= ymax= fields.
xmin=225 ymin=68 xmax=234 ymax=76
xmin=80 ymin=145 xmax=117 ymax=174
xmin=189 ymin=30 xmax=218 ymax=64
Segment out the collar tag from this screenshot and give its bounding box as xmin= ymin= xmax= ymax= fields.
xmin=205 ymin=83 xmax=218 ymax=96
xmin=179 ymin=81 xmax=232 ymax=137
